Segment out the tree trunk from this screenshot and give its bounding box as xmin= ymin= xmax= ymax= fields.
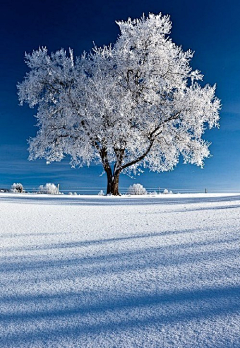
xmin=100 ymin=147 xmax=123 ymax=195
xmin=111 ymin=173 xmax=120 ymax=195
xmin=106 ymin=171 xmax=121 ymax=195
xmin=106 ymin=167 xmax=113 ymax=195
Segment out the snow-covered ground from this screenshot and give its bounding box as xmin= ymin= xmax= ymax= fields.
xmin=0 ymin=193 xmax=240 ymax=348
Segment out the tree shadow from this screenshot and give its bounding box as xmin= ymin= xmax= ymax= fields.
xmin=3 ymin=225 xmax=239 ymax=254
xmin=1 ymin=283 xmax=239 ymax=347
xmin=1 ymin=231 xmax=240 ymax=347
xmin=1 ymin=231 xmax=239 ymax=276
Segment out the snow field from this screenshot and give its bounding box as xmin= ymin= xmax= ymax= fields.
xmin=0 ymin=193 xmax=240 ymax=347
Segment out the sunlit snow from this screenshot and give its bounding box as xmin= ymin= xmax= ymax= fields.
xmin=1 ymin=193 xmax=240 ymax=347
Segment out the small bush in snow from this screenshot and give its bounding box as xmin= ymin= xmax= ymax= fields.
xmin=149 ymin=191 xmax=158 ymax=196
xmin=38 ymin=183 xmax=59 ymax=195
xmin=127 ymin=183 xmax=147 ymax=195
xmin=11 ymin=183 xmax=24 ymax=193
xmin=163 ymin=189 xmax=173 ymax=194
xmin=98 ymin=190 xmax=105 ymax=196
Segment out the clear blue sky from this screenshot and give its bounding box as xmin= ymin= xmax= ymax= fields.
xmin=1 ymin=0 xmax=240 ymax=193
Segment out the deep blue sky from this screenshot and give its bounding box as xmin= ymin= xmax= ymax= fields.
xmin=1 ymin=0 xmax=240 ymax=193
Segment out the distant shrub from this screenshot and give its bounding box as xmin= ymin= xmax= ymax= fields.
xmin=149 ymin=191 xmax=158 ymax=196
xmin=38 ymin=183 xmax=59 ymax=195
xmin=127 ymin=183 xmax=147 ymax=195
xmin=11 ymin=183 xmax=24 ymax=193
xmin=68 ymin=191 xmax=78 ymax=195
xmin=162 ymin=189 xmax=173 ymax=194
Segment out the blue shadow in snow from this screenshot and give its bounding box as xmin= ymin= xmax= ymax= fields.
xmin=0 ymin=285 xmax=239 ymax=346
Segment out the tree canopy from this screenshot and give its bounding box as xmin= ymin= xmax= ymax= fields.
xmin=18 ymin=13 xmax=220 ymax=195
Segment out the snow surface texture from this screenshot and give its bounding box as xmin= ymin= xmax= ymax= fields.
xmin=0 ymin=193 xmax=240 ymax=348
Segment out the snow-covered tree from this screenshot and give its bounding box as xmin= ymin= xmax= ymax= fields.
xmin=127 ymin=183 xmax=147 ymax=195
xmin=11 ymin=183 xmax=24 ymax=193
xmin=38 ymin=183 xmax=60 ymax=195
xmin=18 ymin=13 xmax=220 ymax=195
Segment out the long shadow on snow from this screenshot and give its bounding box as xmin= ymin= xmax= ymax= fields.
xmin=2 ymin=226 xmax=237 ymax=254
xmin=0 ymin=285 xmax=239 ymax=346
xmin=1 ymin=231 xmax=240 ymax=346
xmin=1 ymin=242 xmax=239 ymax=301
xmin=2 ymin=227 xmax=198 ymax=252
xmin=1 ymin=233 xmax=239 ymax=275
xmin=1 ymin=285 xmax=239 ymax=321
